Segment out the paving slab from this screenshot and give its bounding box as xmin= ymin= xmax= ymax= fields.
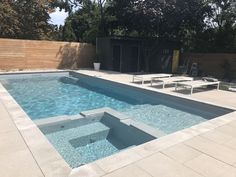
xmin=135 ymin=153 xmax=203 ymax=177
xmin=103 ymin=165 xmax=152 ymax=177
xmin=216 ymin=124 xmax=236 ymax=137
xmin=184 ymin=154 xmax=236 ymax=177
xmin=223 ymin=137 xmax=236 ymax=150
xmin=0 ymin=131 xmax=27 ymax=154
xmin=69 ymin=162 xmax=105 ymax=177
xmin=184 ymin=136 xmax=236 ymax=165
xmin=200 ymin=129 xmax=234 ymax=144
xmin=0 ymin=102 xmax=12 ymax=120
xmin=0 ymin=149 xmax=44 ymax=177
xmin=95 ymin=148 xmax=142 ymax=173
xmin=227 ymin=120 xmax=236 ymax=128
xmin=161 ymin=143 xmax=202 ymax=164
xmin=0 ymin=118 xmax=17 ymax=133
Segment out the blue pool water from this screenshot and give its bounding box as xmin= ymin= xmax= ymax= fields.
xmin=2 ymin=74 xmax=213 ymax=134
xmin=43 ymin=121 xmax=126 ymax=167
xmin=39 ymin=109 xmax=155 ymax=168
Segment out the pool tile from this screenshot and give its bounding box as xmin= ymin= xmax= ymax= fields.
xmin=103 ymin=165 xmax=152 ymax=177
xmin=161 ymin=143 xmax=201 ymax=164
xmin=184 ymin=136 xmax=236 ymax=165
xmin=184 ymin=154 xmax=236 ymax=177
xmin=135 ymin=153 xmax=202 ymax=177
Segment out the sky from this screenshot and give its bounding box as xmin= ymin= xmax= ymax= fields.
xmin=49 ymin=8 xmax=68 ymax=26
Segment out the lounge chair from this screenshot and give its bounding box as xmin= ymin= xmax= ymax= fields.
xmin=229 ymin=83 xmax=236 ymax=92
xmin=151 ymin=76 xmax=193 ymax=88
xmin=175 ymin=78 xmax=220 ymax=95
xmin=132 ymin=73 xmax=172 ymax=85
xmin=229 ymin=87 xmax=236 ymax=92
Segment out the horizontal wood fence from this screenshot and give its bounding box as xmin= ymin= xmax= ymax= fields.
xmin=0 ymin=38 xmax=95 ymax=70
xmin=182 ymin=53 xmax=236 ymax=79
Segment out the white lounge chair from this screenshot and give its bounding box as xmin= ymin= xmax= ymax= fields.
xmin=151 ymin=76 xmax=193 ymax=88
xmin=229 ymin=83 xmax=236 ymax=92
xmin=229 ymin=87 xmax=236 ymax=92
xmin=175 ymin=79 xmax=220 ymax=95
xmin=132 ymin=73 xmax=172 ymax=85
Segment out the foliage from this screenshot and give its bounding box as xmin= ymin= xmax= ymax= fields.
xmin=0 ymin=0 xmax=235 ymax=53
xmin=0 ymin=0 xmax=20 ymax=37
xmin=61 ymin=0 xmax=102 ymax=43
xmin=0 ymin=0 xmax=53 ymax=39
xmin=105 ymin=0 xmax=236 ymax=52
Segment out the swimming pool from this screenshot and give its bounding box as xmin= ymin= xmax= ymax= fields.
xmin=0 ymin=71 xmax=232 ymax=168
xmin=0 ymin=72 xmax=230 ymax=134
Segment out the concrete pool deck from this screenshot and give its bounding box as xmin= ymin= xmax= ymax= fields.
xmin=0 ymin=69 xmax=236 ymax=177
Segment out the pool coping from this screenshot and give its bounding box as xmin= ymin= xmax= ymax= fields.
xmin=0 ymin=69 xmax=235 ymax=177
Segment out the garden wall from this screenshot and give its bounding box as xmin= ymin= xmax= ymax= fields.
xmin=0 ymin=38 xmax=95 ymax=70
xmin=182 ymin=53 xmax=236 ymax=79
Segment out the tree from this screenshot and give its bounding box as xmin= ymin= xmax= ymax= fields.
xmin=108 ymin=0 xmax=210 ymax=38
xmin=0 ymin=0 xmax=20 ymax=38
xmin=62 ymin=0 xmax=104 ymax=43
xmin=15 ymin=0 xmax=52 ymax=39
xmin=0 ymin=0 xmax=55 ymax=39
xmin=107 ymin=0 xmax=236 ymax=52
xmin=193 ymin=0 xmax=236 ymax=52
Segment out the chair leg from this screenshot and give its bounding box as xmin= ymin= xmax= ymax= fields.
xmin=217 ymin=83 xmax=220 ymax=90
xmin=190 ymin=87 xmax=193 ymax=95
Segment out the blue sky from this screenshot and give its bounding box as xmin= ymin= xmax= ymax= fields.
xmin=50 ymin=8 xmax=68 ymax=26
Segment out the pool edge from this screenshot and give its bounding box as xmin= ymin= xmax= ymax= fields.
xmin=0 ymin=70 xmax=236 ymax=177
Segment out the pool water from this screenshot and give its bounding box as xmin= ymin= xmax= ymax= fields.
xmin=43 ymin=121 xmax=126 ymax=167
xmin=39 ymin=111 xmax=155 ymax=168
xmin=2 ymin=74 xmax=211 ymax=133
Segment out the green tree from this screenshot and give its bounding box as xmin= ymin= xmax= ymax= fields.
xmin=62 ymin=0 xmax=101 ymax=43
xmin=107 ymin=0 xmax=236 ymax=52
xmin=15 ymin=0 xmax=52 ymax=39
xmin=0 ymin=0 xmax=54 ymax=39
xmin=63 ymin=20 xmax=77 ymax=41
xmin=0 ymin=0 xmax=20 ymax=37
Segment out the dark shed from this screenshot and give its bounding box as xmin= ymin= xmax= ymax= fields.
xmin=96 ymin=37 xmax=180 ymax=73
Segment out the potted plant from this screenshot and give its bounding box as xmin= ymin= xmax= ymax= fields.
xmin=93 ymin=53 xmax=101 ymax=71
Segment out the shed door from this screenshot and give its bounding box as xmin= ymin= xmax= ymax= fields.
xmin=129 ymin=46 xmax=139 ymax=72
xmin=112 ymin=45 xmax=121 ymax=72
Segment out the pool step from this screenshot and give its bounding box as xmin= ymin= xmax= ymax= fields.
xmin=69 ymin=122 xmax=110 ymax=148
xmin=59 ymin=76 xmax=79 ymax=85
